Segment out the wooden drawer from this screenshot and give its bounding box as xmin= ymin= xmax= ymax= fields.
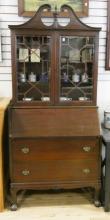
xmin=10 ymin=138 xmax=100 ymax=183
xmin=11 ymin=138 xmax=100 ymax=161
xmin=11 ymin=159 xmax=100 ymax=182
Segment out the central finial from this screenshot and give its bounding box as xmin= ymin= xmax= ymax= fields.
xmin=53 ymin=4 xmax=58 ymax=27
xmin=55 ymin=5 xmax=57 ymax=13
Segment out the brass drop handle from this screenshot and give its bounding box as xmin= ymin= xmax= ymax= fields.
xmin=82 ymin=146 xmax=91 ymax=152
xmin=83 ymin=168 xmax=90 ymax=174
xmin=21 ymin=147 xmax=29 ymax=154
xmin=22 ymin=170 xmax=30 ymax=176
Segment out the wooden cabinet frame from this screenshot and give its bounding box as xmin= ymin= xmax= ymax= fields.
xmin=18 ymin=0 xmax=89 ymax=17
xmin=8 ymin=4 xmax=101 ymax=211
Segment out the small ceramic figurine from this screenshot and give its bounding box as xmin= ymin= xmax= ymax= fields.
xmin=63 ymin=72 xmax=68 ymax=82
xmin=29 ymin=72 xmax=36 ymax=82
xmin=104 ymin=107 xmax=110 ymax=129
xmin=19 ymin=72 xmax=26 ymax=82
xmin=72 ymin=72 xmax=80 ymax=83
xmin=81 ymin=72 xmax=88 ymax=83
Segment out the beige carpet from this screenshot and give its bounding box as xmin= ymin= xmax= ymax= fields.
xmin=0 ymin=189 xmax=110 ymax=220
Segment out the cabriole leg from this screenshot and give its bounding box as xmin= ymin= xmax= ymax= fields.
xmin=10 ymin=188 xmax=18 ymax=211
xmin=94 ymin=187 xmax=101 ymax=207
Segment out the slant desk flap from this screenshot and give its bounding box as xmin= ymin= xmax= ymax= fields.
xmin=10 ymin=107 xmax=100 ymax=138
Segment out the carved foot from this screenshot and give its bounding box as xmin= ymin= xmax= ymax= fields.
xmin=10 ymin=187 xmax=18 ymax=211
xmin=94 ymin=200 xmax=101 ymax=207
xmin=94 ymin=187 xmax=102 ymax=207
xmin=10 ymin=203 xmax=18 ymax=211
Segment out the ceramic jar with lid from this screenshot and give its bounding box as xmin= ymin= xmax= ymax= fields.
xmin=29 ymin=72 xmax=36 ymax=82
xmin=19 ymin=73 xmax=26 ymax=82
xmin=104 ymin=107 xmax=110 ymax=129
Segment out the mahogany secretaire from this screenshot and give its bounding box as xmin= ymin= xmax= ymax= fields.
xmin=8 ymin=4 xmax=101 ymax=210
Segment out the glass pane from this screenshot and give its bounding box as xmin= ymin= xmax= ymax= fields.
xmin=59 ymin=36 xmax=94 ymax=102
xmin=16 ymin=35 xmax=51 ymax=102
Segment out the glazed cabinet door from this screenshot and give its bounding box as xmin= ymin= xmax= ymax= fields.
xmin=10 ymin=4 xmax=100 ymax=106
xmin=13 ymin=32 xmax=98 ymax=106
xmin=15 ymin=34 xmax=54 ymax=104
xmin=58 ymin=34 xmax=98 ymax=105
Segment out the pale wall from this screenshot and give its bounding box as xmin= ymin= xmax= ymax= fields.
xmin=0 ymin=0 xmax=110 ymax=122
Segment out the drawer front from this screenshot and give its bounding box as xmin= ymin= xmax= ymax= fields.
xmin=11 ymin=159 xmax=100 ymax=182
xmin=11 ymin=138 xmax=100 ymax=161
